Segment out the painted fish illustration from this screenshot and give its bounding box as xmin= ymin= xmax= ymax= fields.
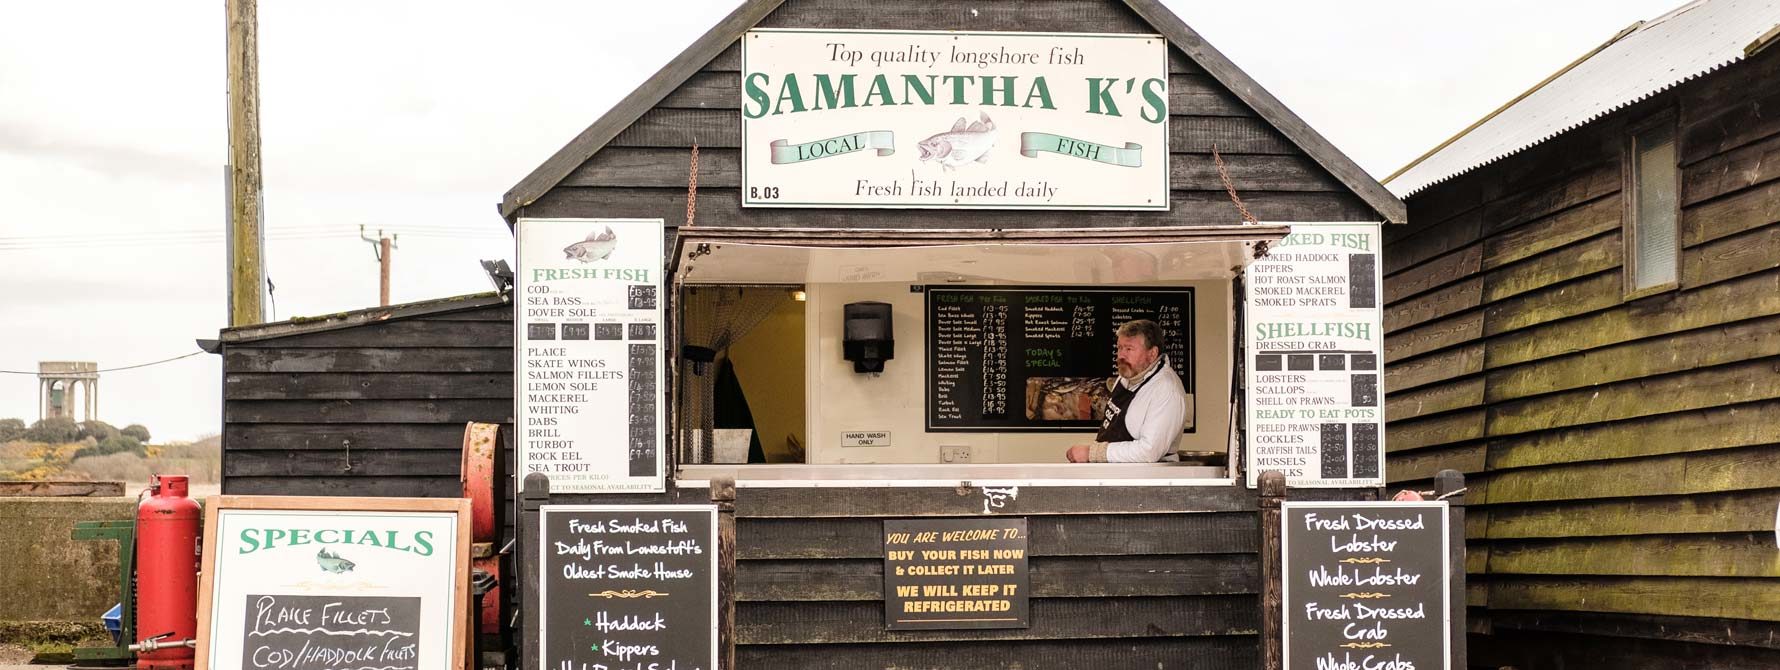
xmin=316 ymin=548 xmax=356 ymax=574
xmin=917 ymin=113 xmax=997 ymax=169
xmin=563 ymin=226 xmax=618 ymax=262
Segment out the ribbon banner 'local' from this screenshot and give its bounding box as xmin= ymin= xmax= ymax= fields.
xmin=1019 ymin=133 xmax=1144 ymax=168
xmin=770 ymin=131 xmax=896 ymax=164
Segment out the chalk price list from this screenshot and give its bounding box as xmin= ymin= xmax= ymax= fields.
xmin=543 ymin=509 xmax=714 ymax=670
xmin=1285 ymin=504 xmax=1448 ymax=670
xmin=242 ymin=594 xmax=421 ymax=670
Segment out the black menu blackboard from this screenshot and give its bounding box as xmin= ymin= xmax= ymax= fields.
xmin=540 ymin=505 xmax=716 ymax=670
xmin=884 ymin=518 xmax=1031 ymax=630
xmin=925 ymin=285 xmax=1194 ymax=432
xmin=1282 ymin=502 xmax=1449 ymax=670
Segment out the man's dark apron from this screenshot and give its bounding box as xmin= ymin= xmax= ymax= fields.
xmin=1096 ymin=356 xmax=1166 ymax=444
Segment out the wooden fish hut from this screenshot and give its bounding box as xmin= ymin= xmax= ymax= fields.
xmin=214 ymin=1 xmax=1465 ymax=668
xmin=1381 ymin=1 xmax=1780 ymax=667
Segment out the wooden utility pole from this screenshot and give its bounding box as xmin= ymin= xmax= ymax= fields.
xmin=226 ymin=0 xmax=265 ymax=326
xmin=361 ymin=226 xmax=397 ymax=307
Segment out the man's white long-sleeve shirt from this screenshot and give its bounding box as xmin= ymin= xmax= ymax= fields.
xmin=1092 ymin=358 xmax=1191 ymax=463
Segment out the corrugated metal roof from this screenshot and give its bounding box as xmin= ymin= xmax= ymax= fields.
xmin=1386 ymin=0 xmax=1780 ymax=197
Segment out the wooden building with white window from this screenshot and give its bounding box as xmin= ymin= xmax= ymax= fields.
xmin=1381 ymin=1 xmax=1780 ymax=666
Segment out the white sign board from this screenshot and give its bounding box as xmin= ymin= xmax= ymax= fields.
xmin=841 ymin=430 xmax=892 ymax=448
xmin=197 ymin=497 xmax=469 ymax=670
xmin=742 ymin=29 xmax=1169 ymax=210
xmin=516 ymin=217 xmax=665 ymax=493
xmin=1245 ymin=223 xmax=1385 ymax=488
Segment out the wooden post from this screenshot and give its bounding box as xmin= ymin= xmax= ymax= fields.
xmin=225 ymin=0 xmax=265 ymax=326
xmin=520 ymin=473 xmax=551 ymax=670
xmin=709 ymin=476 xmax=737 ymax=670
xmin=1435 ymin=469 xmax=1468 ymax=670
xmin=1258 ymin=470 xmax=1286 ymax=670
xmin=379 ymin=236 xmax=393 ymax=306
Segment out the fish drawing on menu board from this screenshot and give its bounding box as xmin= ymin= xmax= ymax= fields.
xmin=564 ymin=226 xmax=618 ymax=262
xmin=315 ymin=548 xmax=356 ymax=574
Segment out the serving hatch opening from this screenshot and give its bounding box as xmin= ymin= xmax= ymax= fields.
xmin=667 ymin=226 xmax=1288 ymax=486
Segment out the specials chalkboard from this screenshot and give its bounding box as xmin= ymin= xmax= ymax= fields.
xmin=925 ymin=285 xmax=1193 ymax=432
xmin=196 ymin=497 xmax=471 ymax=670
xmin=540 ymin=505 xmax=717 ymax=670
xmin=1282 ymin=501 xmax=1450 ymax=670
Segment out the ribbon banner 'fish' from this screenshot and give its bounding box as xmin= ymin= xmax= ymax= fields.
xmin=1019 ymin=132 xmax=1143 ymax=168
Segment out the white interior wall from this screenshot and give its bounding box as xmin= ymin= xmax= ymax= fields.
xmin=804 ymin=280 xmax=1232 ymax=464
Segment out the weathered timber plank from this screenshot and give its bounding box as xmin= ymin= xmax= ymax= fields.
xmin=1384 ymin=408 xmax=1484 ymax=453
xmin=1384 ymin=310 xmax=1483 ymax=364
xmin=1168 ymin=73 xmax=1255 ymax=117
xmin=737 ymin=554 xmax=1256 ymax=601
xmin=1384 ymin=208 xmax=1482 ymax=276
xmin=736 ymin=596 xmax=1256 ymax=644
xmin=1384 ymin=376 xmax=1485 ymax=423
xmin=737 ymin=512 xmax=1256 ymax=559
xmin=1679 ymin=74 xmax=1780 ymax=166
xmin=1489 ymin=611 xmax=1780 ymax=650
xmin=1481 ymin=270 xmax=1621 ymax=337
xmin=1396 ymin=179 xmax=1482 ymax=240
xmin=1487 ymin=576 xmax=1780 ymax=622
xmin=1684 ymin=221 xmax=1780 ymax=287
xmin=223 ymin=476 xmax=462 ymax=498
xmin=1483 ymin=269 xmax=1780 ymax=369
xmin=224 ymin=372 xmax=512 ymax=400
xmin=1485 ymin=314 xmax=1780 ymax=405
xmin=1383 ymin=276 xmax=1481 ymax=334
xmin=727 ymin=485 xmax=1256 ymax=517
xmin=560 ymin=147 xmax=1342 ymax=192
xmin=225 ymin=399 xmax=511 ymax=424
xmin=1385 ymin=442 xmax=1485 ymax=484
xmin=657 ymin=70 xmax=735 ymax=110
xmin=1481 ymin=627 xmax=1780 ymax=670
xmin=225 ymin=449 xmax=461 ymax=478
xmin=757 ymin=0 xmax=1153 ymax=33
xmin=415 ymin=308 xmax=511 ymax=321
xmin=1481 ymin=444 xmax=1780 ymax=505
xmin=528 ymin=186 xmax=1377 ymax=225
xmin=229 ymin=320 xmax=511 ymax=349
xmin=1683 ymin=175 xmax=1780 ymax=248
xmin=1385 ymin=342 xmax=1484 ymax=394
xmin=1481 ymin=195 xmax=1619 ymax=270
xmin=738 ymin=635 xmax=1253 ymax=670
xmin=1486 ymin=356 xmax=1780 ymax=437
xmin=1487 ymin=532 xmax=1780 ymax=578
xmin=0 ymin=481 xmax=124 ymax=497
xmin=1484 ymin=488 xmax=1780 ymax=539
xmin=1480 ymin=161 xmax=1620 ymax=236
xmin=224 ymin=423 xmax=477 ymax=451
xmin=1383 ymin=242 xmax=1482 ymax=306
xmin=704 ymin=42 xmax=739 ymax=72
xmin=1482 ymin=230 xmax=1621 ymax=304
xmin=1682 ymin=124 xmax=1780 ymax=205
xmin=225 ymin=347 xmax=511 ymax=374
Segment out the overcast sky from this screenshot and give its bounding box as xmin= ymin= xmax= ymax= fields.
xmin=0 ymin=0 xmax=1683 ymax=441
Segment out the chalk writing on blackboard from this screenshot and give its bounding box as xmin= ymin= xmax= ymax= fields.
xmin=241 ymin=594 xmax=421 ymax=670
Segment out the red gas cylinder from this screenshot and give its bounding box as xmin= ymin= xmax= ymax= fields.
xmin=135 ymin=474 xmax=201 ymax=670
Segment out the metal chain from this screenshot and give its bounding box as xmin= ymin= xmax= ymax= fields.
xmin=686 ymin=143 xmax=700 ymax=227
xmin=1212 ymin=144 xmax=1260 ymax=225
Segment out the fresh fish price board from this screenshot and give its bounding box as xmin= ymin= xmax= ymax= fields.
xmin=1282 ymin=502 xmax=1450 ymax=670
xmin=1244 ymin=224 xmax=1385 ymax=488
xmin=741 ymin=29 xmax=1169 ymax=210
xmin=516 ymin=218 xmax=665 ymax=493
xmin=540 ymin=505 xmax=717 ymax=670
xmin=925 ymin=286 xmax=1192 ymax=431
xmin=196 ymin=497 xmax=470 ymax=670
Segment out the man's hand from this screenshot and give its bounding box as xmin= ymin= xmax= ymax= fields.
xmin=1066 ymin=445 xmax=1091 ymax=463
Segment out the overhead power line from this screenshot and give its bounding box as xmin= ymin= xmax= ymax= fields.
xmin=0 ymin=351 xmax=207 ymax=375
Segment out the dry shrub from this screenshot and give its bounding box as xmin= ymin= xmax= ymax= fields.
xmin=63 ymin=452 xmax=153 ymax=482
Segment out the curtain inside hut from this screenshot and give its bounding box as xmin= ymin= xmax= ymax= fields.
xmin=679 ymin=286 xmax=789 ymax=463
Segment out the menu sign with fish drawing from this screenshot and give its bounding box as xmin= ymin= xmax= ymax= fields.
xmin=540 ymin=505 xmax=717 ymax=670
xmin=742 ymin=29 xmax=1169 ymax=209
xmin=1282 ymin=501 xmax=1450 ymax=670
xmin=196 ymin=496 xmax=471 ymax=670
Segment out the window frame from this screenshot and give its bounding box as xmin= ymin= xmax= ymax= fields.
xmin=1621 ymin=109 xmax=1683 ymax=301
